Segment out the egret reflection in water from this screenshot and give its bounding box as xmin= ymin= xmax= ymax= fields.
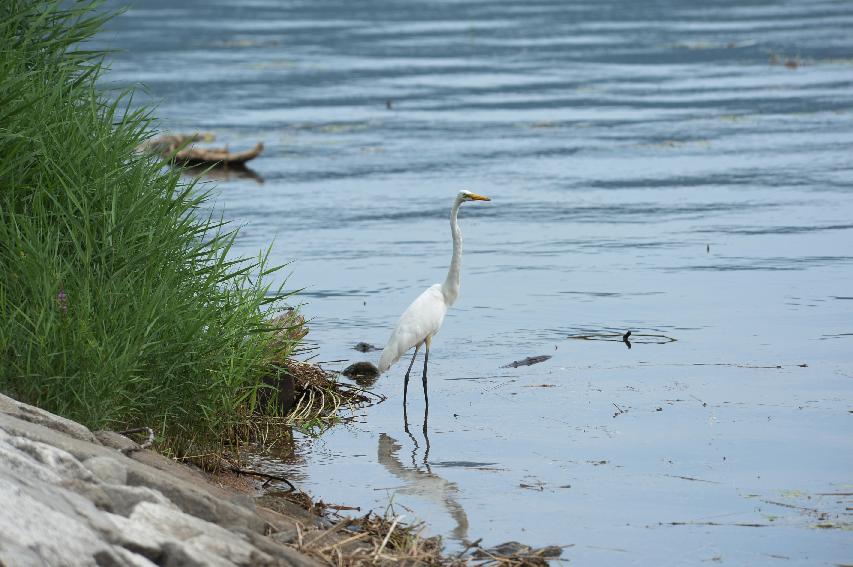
xmin=377 ymin=433 xmax=469 ymax=542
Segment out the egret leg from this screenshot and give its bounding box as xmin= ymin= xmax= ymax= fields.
xmin=421 ymin=337 xmax=431 ymax=465
xmin=403 ymin=345 xmax=420 ymax=407
xmin=422 ymin=336 xmax=431 ymax=411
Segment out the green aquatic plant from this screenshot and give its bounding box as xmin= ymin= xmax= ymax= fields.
xmin=0 ymin=0 xmax=297 ymax=448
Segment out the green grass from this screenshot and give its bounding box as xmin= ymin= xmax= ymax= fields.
xmin=0 ymin=0 xmax=296 ymax=450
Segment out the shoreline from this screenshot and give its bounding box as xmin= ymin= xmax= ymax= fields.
xmin=0 ymin=392 xmax=557 ymax=566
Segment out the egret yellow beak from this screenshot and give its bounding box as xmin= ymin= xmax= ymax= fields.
xmin=468 ymin=193 xmax=491 ymax=201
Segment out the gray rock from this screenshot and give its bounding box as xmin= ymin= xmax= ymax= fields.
xmin=104 ymin=547 xmax=159 ymax=567
xmin=126 ymin=466 xmax=266 ymax=533
xmin=186 ymin=534 xmax=274 ymax=566
xmin=92 ymin=547 xmax=154 ymax=567
xmin=160 ymin=541 xmax=235 ymax=567
xmin=0 ymin=412 xmax=114 ymax=463
xmin=0 ymin=473 xmax=117 ymax=567
xmin=7 ymin=435 xmax=95 ymax=481
xmin=84 ymin=455 xmax=128 ymax=485
xmin=0 ymin=396 xmax=329 ymax=567
xmin=59 ymin=478 xmax=114 ymax=511
xmin=239 ymin=528 xmax=325 ymax=567
xmin=101 ymin=483 xmax=176 ymax=517
xmin=95 ymin=430 xmax=140 ymax=453
xmin=269 ymin=529 xmax=298 ymax=545
xmin=230 ymin=493 xmax=258 ymax=511
xmin=0 ymin=393 xmax=98 ymax=443
xmin=130 ymin=502 xmax=270 ymax=566
xmin=105 ymin=512 xmax=170 ymax=560
xmin=341 ymin=361 xmax=380 ymax=387
xmin=0 ymin=437 xmax=64 ymax=484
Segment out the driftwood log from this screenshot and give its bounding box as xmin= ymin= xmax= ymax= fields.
xmin=141 ymin=133 xmax=264 ymax=166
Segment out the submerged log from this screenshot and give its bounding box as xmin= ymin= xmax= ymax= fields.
xmin=141 ymin=133 xmax=264 ymax=166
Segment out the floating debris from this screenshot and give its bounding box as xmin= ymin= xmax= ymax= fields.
xmin=568 ymin=331 xmax=676 ymax=345
xmin=140 ymin=133 xmax=264 ymax=166
xmin=502 ymin=355 xmax=551 ymax=368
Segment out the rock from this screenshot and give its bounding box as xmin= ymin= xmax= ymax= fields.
xmin=104 ymin=547 xmax=159 ymax=567
xmin=95 ymin=430 xmax=140 ymax=453
xmin=101 ymin=483 xmax=176 ymax=517
xmin=0 ymin=394 xmax=331 ymax=567
xmin=130 ymin=502 xmax=271 ymax=566
xmin=0 ymin=413 xmax=116 ymax=464
xmin=230 ymin=493 xmax=258 ymax=512
xmin=0 ymin=393 xmax=98 ymax=443
xmin=238 ymin=528 xmax=326 ymax=567
xmin=341 ymin=361 xmax=380 ymax=387
xmin=472 ymin=541 xmax=563 ymax=565
xmin=7 ymin=435 xmax=95 ymax=482
xmin=125 ymin=466 xmax=266 ymax=533
xmin=103 ymin=512 xmax=169 ymax=560
xmin=269 ymin=529 xmax=298 ymax=545
xmin=256 ymin=492 xmax=319 ymax=525
xmin=0 ymin=436 xmax=64 ymax=484
xmin=160 ymin=541 xmax=234 ymax=567
xmin=0 ymin=469 xmax=126 ymax=567
xmin=84 ymin=456 xmax=128 ymax=485
xmin=59 ymin=478 xmax=114 ymax=511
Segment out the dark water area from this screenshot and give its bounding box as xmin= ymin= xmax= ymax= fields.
xmin=95 ymin=1 xmax=852 ymax=564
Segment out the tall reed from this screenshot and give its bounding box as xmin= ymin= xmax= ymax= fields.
xmin=0 ymin=0 xmax=295 ymax=448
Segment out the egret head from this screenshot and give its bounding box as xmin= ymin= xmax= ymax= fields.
xmin=459 ymin=189 xmax=491 ymax=202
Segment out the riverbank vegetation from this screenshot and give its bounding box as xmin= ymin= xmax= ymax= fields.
xmin=0 ymin=0 xmax=299 ymax=453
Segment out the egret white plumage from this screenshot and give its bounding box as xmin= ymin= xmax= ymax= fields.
xmin=378 ymin=190 xmax=491 ymax=407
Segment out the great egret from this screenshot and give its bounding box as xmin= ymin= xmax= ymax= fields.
xmin=378 ymin=190 xmax=491 ymax=408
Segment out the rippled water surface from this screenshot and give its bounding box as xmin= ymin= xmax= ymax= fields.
xmin=97 ymin=1 xmax=853 ymax=564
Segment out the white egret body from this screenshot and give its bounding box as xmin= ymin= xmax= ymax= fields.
xmin=378 ymin=190 xmax=491 ymax=406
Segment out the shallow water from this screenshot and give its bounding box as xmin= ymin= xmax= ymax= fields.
xmin=97 ymin=1 xmax=853 ymax=564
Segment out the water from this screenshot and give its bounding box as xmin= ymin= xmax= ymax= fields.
xmin=96 ymin=1 xmax=853 ymax=564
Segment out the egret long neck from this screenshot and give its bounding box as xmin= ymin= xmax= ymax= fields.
xmin=441 ymin=199 xmax=463 ymax=305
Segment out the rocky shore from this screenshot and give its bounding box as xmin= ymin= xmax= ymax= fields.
xmin=0 ymin=393 xmax=326 ymax=567
xmin=1 ymin=392 xmax=565 ymax=567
